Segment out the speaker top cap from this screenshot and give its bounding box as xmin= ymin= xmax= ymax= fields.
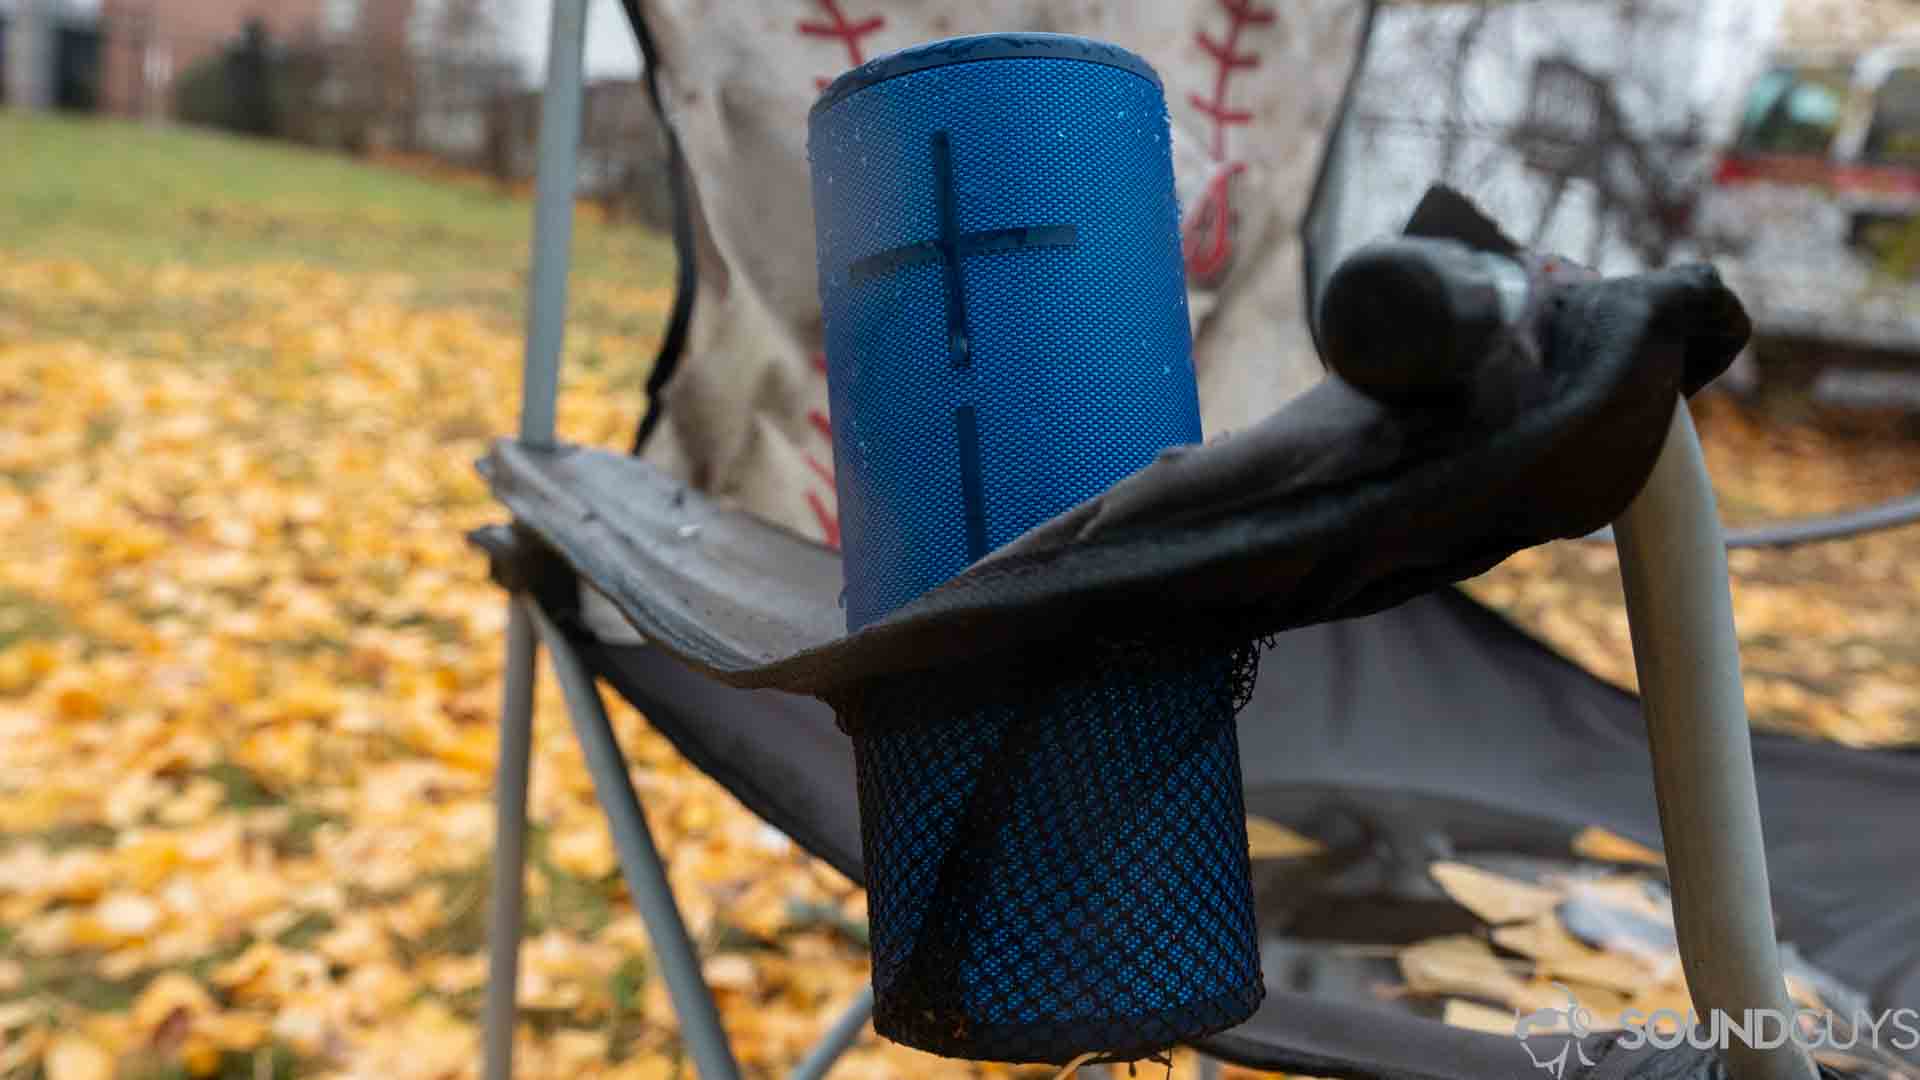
xmin=810 ymin=32 xmax=1163 ymax=121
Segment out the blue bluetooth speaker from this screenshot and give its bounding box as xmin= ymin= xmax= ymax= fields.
xmin=809 ymin=35 xmax=1262 ymax=1064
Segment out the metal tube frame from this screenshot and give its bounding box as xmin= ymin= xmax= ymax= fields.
xmin=790 ymin=987 xmax=878 ymax=1080
xmin=529 ymin=605 xmax=744 ymax=1080
xmin=483 ymin=6 xmax=872 ymax=1078
xmin=481 ymin=0 xmax=588 ymax=1074
xmin=1611 ymin=401 xmax=1817 ymax=1080
xmin=518 ymin=0 xmax=588 ymax=451
xmin=483 ymin=598 xmax=538 ymax=1080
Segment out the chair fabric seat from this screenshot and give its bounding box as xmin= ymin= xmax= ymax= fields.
xmin=540 ymin=583 xmax=1919 ymax=1080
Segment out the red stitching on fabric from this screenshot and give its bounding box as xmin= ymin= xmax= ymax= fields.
xmin=798 ymin=0 xmax=886 ymax=91
xmin=1187 ymin=93 xmax=1256 ymax=131
xmin=1184 ymin=0 xmax=1273 ymax=278
xmin=805 ymin=490 xmax=842 ymax=549
xmin=804 ymin=453 xmax=835 ymax=489
xmin=1219 ymin=0 xmax=1276 ymax=25
xmin=1195 ymin=32 xmax=1260 ymax=71
xmin=1184 ymin=163 xmax=1248 ymax=282
xmin=794 ymin=7 xmax=878 ymax=546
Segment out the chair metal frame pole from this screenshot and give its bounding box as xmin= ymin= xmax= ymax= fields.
xmin=529 ymin=606 xmax=744 ymax=1080
xmin=788 ymin=986 xmax=876 ymax=1080
xmin=483 ymin=597 xmax=539 ymax=1080
xmin=1611 ymin=400 xmax=1817 ymax=1080
xmin=518 ymin=0 xmax=589 ymax=452
xmin=484 ymin=5 xmax=873 ymax=1077
xmin=491 ymin=600 xmax=874 ymax=1079
xmin=481 ymin=3 xmax=590 ymax=1079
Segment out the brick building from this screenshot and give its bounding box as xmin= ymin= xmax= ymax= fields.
xmin=97 ymin=0 xmax=320 ymax=118
xmin=94 ymin=0 xmax=427 ymax=122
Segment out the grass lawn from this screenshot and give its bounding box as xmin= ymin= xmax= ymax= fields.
xmin=0 ymin=112 xmax=672 ymax=287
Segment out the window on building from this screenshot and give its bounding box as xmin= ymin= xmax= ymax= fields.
xmin=1864 ymin=66 xmax=1920 ymax=166
xmin=1735 ymin=65 xmax=1849 ymax=157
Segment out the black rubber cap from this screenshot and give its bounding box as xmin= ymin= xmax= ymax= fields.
xmin=1318 ymin=239 xmax=1512 ymax=402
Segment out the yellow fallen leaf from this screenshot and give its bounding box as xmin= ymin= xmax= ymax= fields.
xmin=198 ymin=1012 xmax=270 ymax=1052
xmin=112 ymin=833 xmax=183 ymax=891
xmin=131 ymin=971 xmax=217 ymax=1039
xmin=424 ymin=953 xmax=489 ymax=995
xmin=156 ymin=778 xmax=224 ymax=826
xmin=1431 ymin=862 xmax=1563 ymax=924
xmin=1493 ymin=915 xmax=1584 ymax=964
xmin=0 ymin=1024 xmax=47 ymax=1078
xmin=1398 ymin=935 xmax=1527 ymax=1003
xmin=433 ymin=726 xmax=497 ymax=774
xmin=728 ymin=880 xmax=795 ymax=941
xmin=211 ymin=942 xmax=329 ymax=1005
xmin=342 ymin=963 xmax=418 ymax=1020
xmin=49 ymin=679 xmax=106 ymax=723
xmin=317 ymin=915 xmax=393 ymax=968
xmin=703 ymin=953 xmax=758 ymax=992
xmin=544 ymin=1028 xmax=610 ymax=1071
xmin=518 ymin=967 xmax=586 ymax=1011
xmin=1442 ymin=998 xmax=1518 ymax=1035
xmin=180 ymin=1037 xmax=222 ymax=1078
xmin=269 ymin=1000 xmax=333 ymax=1057
xmin=607 ymin=1054 xmax=677 ymax=1080
xmin=269 ymin=676 xmax=341 ymax=725
xmin=76 ymin=892 xmax=164 ymax=946
xmin=549 ymin=825 xmax=618 ymax=880
xmin=1573 ymin=827 xmax=1665 ymax=867
xmin=1514 ymin=982 xmax=1628 ymax=1032
xmin=380 ymin=885 xmax=449 ymax=942
xmin=43 ymin=1035 xmax=114 ymax=1080
xmin=1245 ymin=816 xmax=1326 ymax=860
xmin=1561 ymin=875 xmax=1673 ymax=926
xmin=677 ymin=801 xmax=716 ymax=833
xmin=0 ymin=1000 xmax=40 ymax=1031
xmin=1492 ymin=914 xmax=1654 ymax=994
xmin=0 ymin=640 xmax=58 ymax=693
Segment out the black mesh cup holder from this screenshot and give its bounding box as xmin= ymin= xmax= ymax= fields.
xmin=829 ymin=639 xmax=1266 ymax=1063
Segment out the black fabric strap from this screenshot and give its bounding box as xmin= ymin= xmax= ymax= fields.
xmin=617 ymin=0 xmax=698 ymax=456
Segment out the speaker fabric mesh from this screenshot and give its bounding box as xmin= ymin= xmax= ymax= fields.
xmin=809 ymin=43 xmax=1199 ymax=630
xmin=808 ymin=34 xmax=1260 ymax=1063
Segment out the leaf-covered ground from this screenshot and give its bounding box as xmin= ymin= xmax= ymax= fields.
xmin=1467 ymin=394 xmax=1920 ymax=750
xmin=0 ymin=114 xmax=929 ymax=1080
xmin=2 ymin=114 xmax=1915 ymax=1079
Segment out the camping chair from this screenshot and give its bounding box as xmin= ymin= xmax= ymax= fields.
xmin=473 ymin=4 xmax=1920 ymax=1080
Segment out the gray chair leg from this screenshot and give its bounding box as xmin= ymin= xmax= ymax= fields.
xmin=1612 ymin=402 xmax=1816 ymax=1080
xmin=530 ymin=606 xmax=744 ymax=1080
xmin=484 ymin=596 xmax=540 ymax=1080
xmin=789 ymin=986 xmax=874 ymax=1080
